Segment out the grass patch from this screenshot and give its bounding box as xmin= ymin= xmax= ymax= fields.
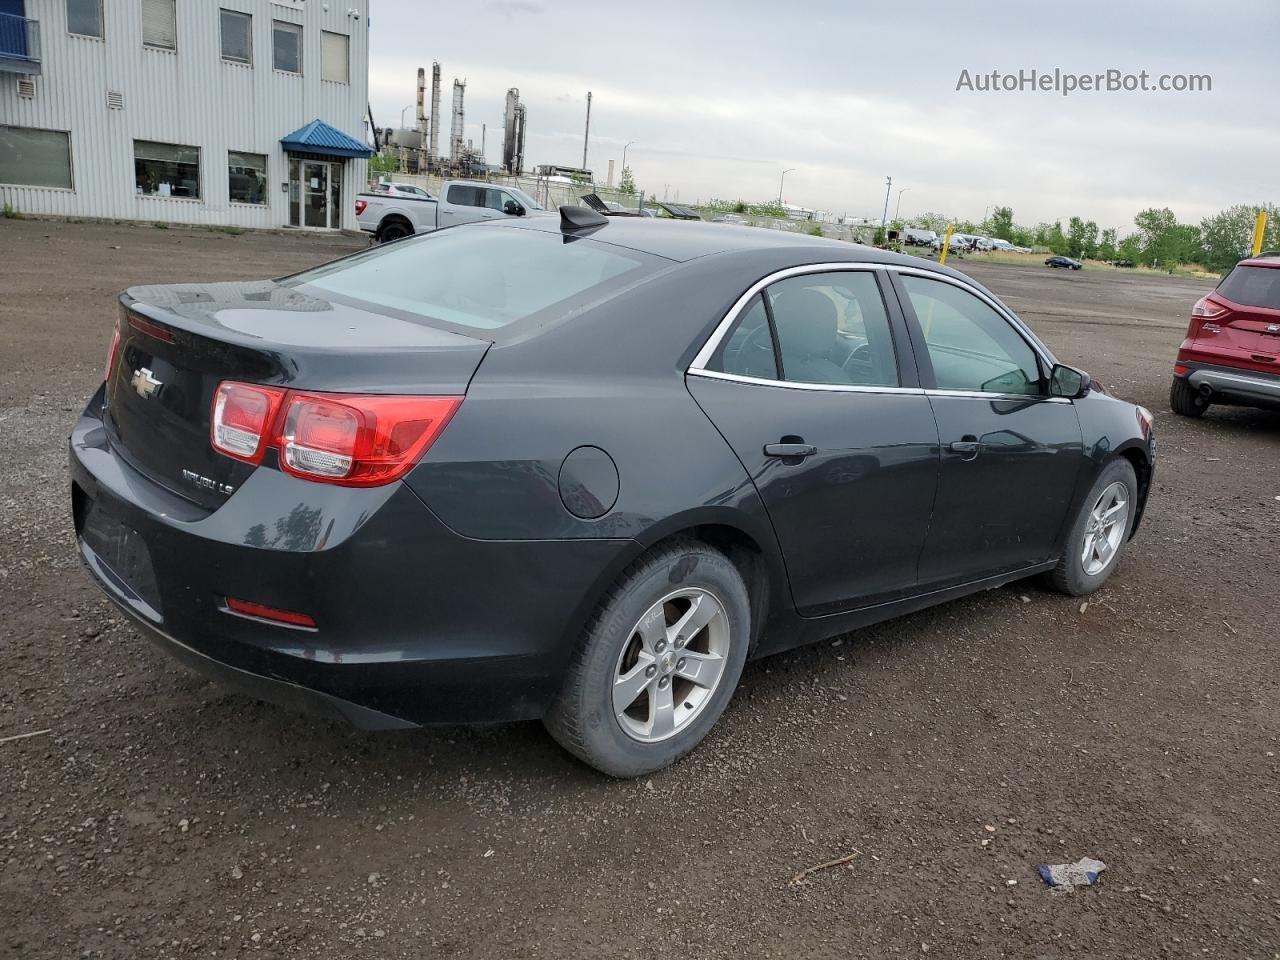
xmin=2 ymin=203 xmax=18 ymax=219
xmin=152 ymin=221 xmax=169 ymax=230
xmin=207 ymin=225 xmax=246 ymax=236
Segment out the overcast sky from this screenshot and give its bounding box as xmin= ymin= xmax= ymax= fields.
xmin=367 ymin=0 xmax=1278 ymax=232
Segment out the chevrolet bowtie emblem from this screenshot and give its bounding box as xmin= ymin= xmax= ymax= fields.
xmin=131 ymin=367 xmax=162 ymax=399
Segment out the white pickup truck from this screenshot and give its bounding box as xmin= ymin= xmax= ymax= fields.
xmin=355 ymin=180 xmax=552 ymax=242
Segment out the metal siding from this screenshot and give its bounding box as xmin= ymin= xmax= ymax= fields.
xmin=0 ymin=0 xmax=369 ymax=228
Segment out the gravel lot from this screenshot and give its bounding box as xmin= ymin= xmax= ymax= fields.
xmin=2 ymin=220 xmax=1278 ymax=959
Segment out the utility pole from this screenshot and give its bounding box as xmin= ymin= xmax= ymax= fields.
xmin=582 ymin=91 xmax=592 ymax=172
xmin=622 ymin=139 xmax=636 ymax=174
xmin=779 ymin=168 xmax=795 ymax=204
xmin=880 ymin=176 xmax=893 ymax=230
xmin=895 ymin=187 xmax=909 ymax=222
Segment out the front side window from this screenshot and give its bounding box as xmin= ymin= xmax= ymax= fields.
xmin=220 ymin=9 xmax=251 ymax=63
xmin=768 ymin=272 xmax=899 ymax=386
xmin=290 ymin=229 xmax=654 ymax=332
xmin=134 ymin=140 xmax=199 ymax=199
xmin=321 ymin=30 xmax=348 ymax=82
xmin=899 ymin=275 xmax=1042 ymax=395
xmin=272 ymin=20 xmax=302 ymax=73
xmin=66 ymin=0 xmax=103 ymax=38
xmin=141 ymin=0 xmax=177 ymax=49
xmin=0 ymin=126 xmax=73 ymax=189
xmin=228 ymin=150 xmax=266 ymax=204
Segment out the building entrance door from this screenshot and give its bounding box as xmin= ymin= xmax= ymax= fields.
xmin=288 ymin=158 xmax=343 ymax=228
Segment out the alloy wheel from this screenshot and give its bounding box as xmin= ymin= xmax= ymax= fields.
xmin=612 ymin=588 xmax=730 ymax=743
xmin=1081 ymin=481 xmax=1129 ymax=576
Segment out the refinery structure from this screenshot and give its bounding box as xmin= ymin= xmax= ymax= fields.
xmin=376 ymin=61 xmax=526 ymax=177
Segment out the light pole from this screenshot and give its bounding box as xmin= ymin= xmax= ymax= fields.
xmin=880 ymin=176 xmax=893 ymax=229
xmin=399 ymin=104 xmax=414 ymax=128
xmin=983 ymin=204 xmax=995 ymax=231
xmin=894 ymin=187 xmax=910 ymax=222
xmin=779 ymin=168 xmax=795 ymax=205
xmin=622 ymin=140 xmax=637 ymax=174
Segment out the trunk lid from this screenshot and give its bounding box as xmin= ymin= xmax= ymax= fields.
xmin=105 ymin=279 xmax=488 ymax=509
xmin=1197 ymin=266 xmax=1280 ymax=372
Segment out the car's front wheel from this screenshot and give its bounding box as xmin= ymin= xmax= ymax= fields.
xmin=1046 ymin=458 xmax=1138 ymax=596
xmin=544 ymin=541 xmax=751 ymax=778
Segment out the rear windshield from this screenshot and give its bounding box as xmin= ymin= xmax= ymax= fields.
xmin=287 ymin=226 xmax=658 ymax=332
xmin=1217 ymin=265 xmax=1280 ymax=310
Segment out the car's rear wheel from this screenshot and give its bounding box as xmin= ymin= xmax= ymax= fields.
xmin=1046 ymin=458 xmax=1138 ymax=596
xmin=378 ymin=220 xmax=411 ymax=243
xmin=1170 ymin=376 xmax=1209 ymax=417
xmin=544 ymin=541 xmax=751 ymax=778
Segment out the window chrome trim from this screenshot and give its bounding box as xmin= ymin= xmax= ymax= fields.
xmin=688 ymin=260 xmax=1068 ymax=402
xmin=688 ymin=367 xmax=924 ymax=396
xmin=688 ymin=262 xmax=885 ymax=371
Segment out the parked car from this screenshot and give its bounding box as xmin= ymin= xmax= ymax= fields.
xmin=369 ymin=182 xmax=434 ymax=200
xmin=1046 ymin=255 xmax=1082 ymax=270
xmin=355 ymin=180 xmax=551 ymax=242
xmin=1112 ymin=259 xmax=1136 ymax=268
xmin=903 ymin=228 xmax=938 ymax=247
xmin=1170 ymin=252 xmax=1280 ymax=417
xmin=72 ymin=211 xmax=1155 ymax=777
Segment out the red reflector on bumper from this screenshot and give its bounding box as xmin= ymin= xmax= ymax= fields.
xmin=225 ymin=597 xmax=317 ymax=629
xmin=1174 ymin=364 xmax=1189 ymax=376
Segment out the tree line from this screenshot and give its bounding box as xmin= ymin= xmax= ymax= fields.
xmin=909 ymin=204 xmax=1280 ymax=273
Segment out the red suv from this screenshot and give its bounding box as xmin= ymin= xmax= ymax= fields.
xmin=1171 ymin=252 xmax=1280 ymax=417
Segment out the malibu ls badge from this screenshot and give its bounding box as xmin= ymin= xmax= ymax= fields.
xmin=131 ymin=367 xmax=162 ymax=400
xmin=182 ymin=469 xmax=235 ymax=497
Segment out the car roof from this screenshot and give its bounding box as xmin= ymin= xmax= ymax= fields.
xmin=497 ymin=214 xmax=941 ymax=268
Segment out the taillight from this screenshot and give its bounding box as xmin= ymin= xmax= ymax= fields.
xmin=1191 ymin=295 xmax=1228 ymax=320
xmin=355 ymin=199 xmax=368 ymax=216
xmin=211 ymin=382 xmax=286 ymax=464
xmin=210 ymin=382 xmax=461 ymax=486
xmin=105 ymin=323 xmax=121 ymax=383
xmin=278 ymin=393 xmax=462 ymax=486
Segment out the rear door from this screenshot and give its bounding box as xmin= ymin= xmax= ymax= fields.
xmin=889 ymin=270 xmax=1084 ymax=588
xmin=687 ymin=266 xmax=940 ymax=616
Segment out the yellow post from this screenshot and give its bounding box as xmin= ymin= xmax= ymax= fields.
xmin=1252 ymin=210 xmax=1268 ymax=256
xmin=939 ymin=224 xmax=955 ymax=266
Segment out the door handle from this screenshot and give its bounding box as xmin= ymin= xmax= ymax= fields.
xmin=948 ymin=436 xmax=981 ymax=458
xmin=764 ymin=442 xmax=818 ymax=459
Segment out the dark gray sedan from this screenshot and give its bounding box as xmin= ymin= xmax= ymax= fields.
xmin=71 ymin=208 xmax=1154 ymax=777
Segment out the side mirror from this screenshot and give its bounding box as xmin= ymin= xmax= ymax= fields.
xmin=1050 ymin=363 xmax=1091 ymax=399
xmin=503 ymin=200 xmax=525 ymax=216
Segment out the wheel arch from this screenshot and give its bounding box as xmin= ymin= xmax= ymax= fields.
xmin=1115 ymin=442 xmax=1153 ymax=538
xmin=376 ymin=214 xmax=414 ymax=241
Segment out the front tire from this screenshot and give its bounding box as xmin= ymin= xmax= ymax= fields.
xmin=1046 ymin=458 xmax=1138 ymax=596
xmin=1170 ymin=376 xmax=1209 ymax=417
xmin=544 ymin=541 xmax=751 ymax=778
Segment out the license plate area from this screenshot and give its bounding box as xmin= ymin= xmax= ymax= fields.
xmin=76 ymin=485 xmax=163 ymax=622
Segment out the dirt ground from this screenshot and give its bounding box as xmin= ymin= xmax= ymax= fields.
xmin=2 ymin=219 xmax=1277 ymax=960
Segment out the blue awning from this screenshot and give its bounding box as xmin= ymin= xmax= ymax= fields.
xmin=280 ymin=119 xmax=373 ymax=159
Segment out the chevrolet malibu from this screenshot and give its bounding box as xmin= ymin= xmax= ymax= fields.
xmin=71 ymin=208 xmax=1155 ymax=777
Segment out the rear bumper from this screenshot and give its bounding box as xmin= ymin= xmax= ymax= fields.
xmin=70 ymin=388 xmax=635 ymax=727
xmin=1176 ymin=359 xmax=1280 ymax=408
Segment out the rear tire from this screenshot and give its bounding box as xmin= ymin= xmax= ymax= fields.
xmin=1046 ymin=458 xmax=1138 ymax=597
xmin=1170 ymin=377 xmax=1209 ymax=417
xmin=377 ymin=220 xmax=411 ymax=243
xmin=544 ymin=541 xmax=751 ymax=778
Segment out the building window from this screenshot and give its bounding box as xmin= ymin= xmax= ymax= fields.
xmin=272 ymin=20 xmax=301 ymax=73
xmin=142 ymin=0 xmax=177 ymax=49
xmin=219 ymin=9 xmax=251 ymax=64
xmin=228 ymin=151 xmax=267 ymax=204
xmin=0 ymin=126 xmax=73 ymax=190
xmin=321 ymin=31 xmax=348 ymax=83
xmin=66 ymin=0 xmax=104 ymax=38
xmin=134 ymin=140 xmax=199 ymax=199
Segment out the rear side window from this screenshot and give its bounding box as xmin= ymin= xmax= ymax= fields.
xmin=446 ymin=184 xmax=485 ymax=207
xmin=706 ymin=294 xmax=777 ymax=379
xmin=767 ymin=272 xmax=898 ymax=386
xmin=288 ymin=228 xmax=655 ymax=332
xmin=1218 ymin=266 xmax=1280 ymax=310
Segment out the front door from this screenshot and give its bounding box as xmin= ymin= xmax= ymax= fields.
xmin=687 ymin=268 xmax=940 ymax=617
xmin=288 ymin=158 xmax=343 ymax=228
xmin=891 ymin=271 xmax=1085 ymax=589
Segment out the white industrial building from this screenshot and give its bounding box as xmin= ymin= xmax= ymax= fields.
xmin=0 ymin=0 xmax=371 ymax=230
